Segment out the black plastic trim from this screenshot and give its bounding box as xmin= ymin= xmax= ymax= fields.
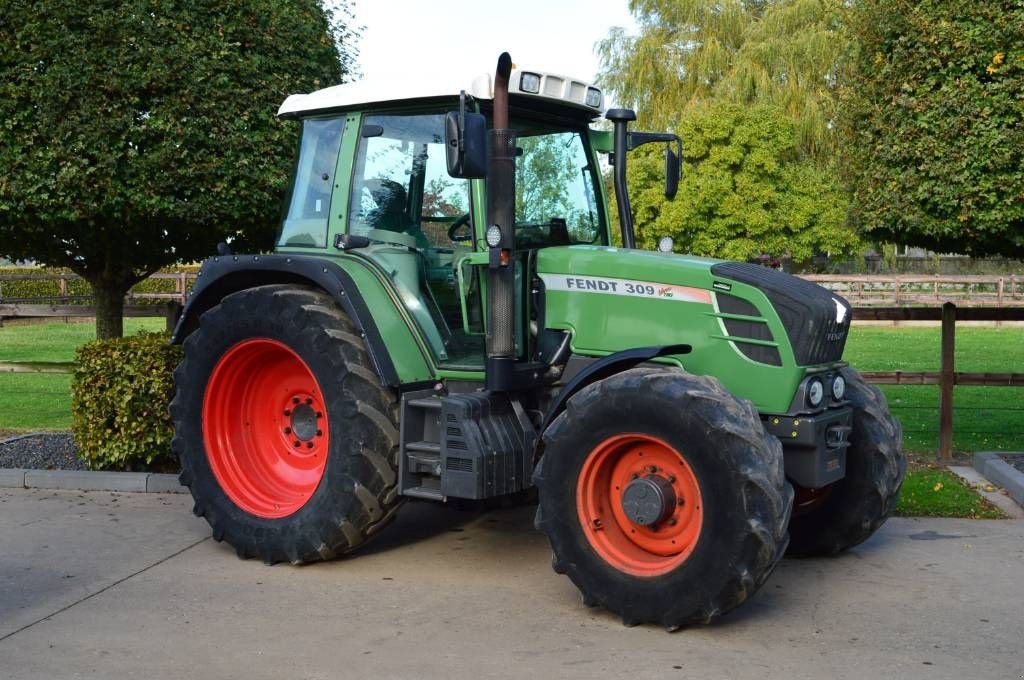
xmin=711 ymin=262 xmax=851 ymax=366
xmin=540 ymin=345 xmax=691 ymax=433
xmin=171 ymin=253 xmax=400 ymax=387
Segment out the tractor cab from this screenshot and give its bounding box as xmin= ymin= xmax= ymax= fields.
xmin=274 ymin=66 xmax=618 ymax=372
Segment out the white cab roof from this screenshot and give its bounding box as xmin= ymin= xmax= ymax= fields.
xmin=278 ymin=68 xmax=604 ymax=118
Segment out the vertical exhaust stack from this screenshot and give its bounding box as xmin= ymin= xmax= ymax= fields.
xmin=485 ymin=52 xmax=518 ymax=390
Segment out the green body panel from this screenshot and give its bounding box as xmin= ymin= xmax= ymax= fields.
xmin=537 ymin=246 xmax=813 ymax=413
xmin=322 ymin=253 xmax=436 ymax=384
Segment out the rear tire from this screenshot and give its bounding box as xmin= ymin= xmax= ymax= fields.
xmin=786 ymin=367 xmax=905 ymax=557
xmin=534 ymin=368 xmax=792 ymax=628
xmin=170 ymin=285 xmax=402 ymax=564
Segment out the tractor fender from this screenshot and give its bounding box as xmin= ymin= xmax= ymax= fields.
xmin=540 ymin=344 xmax=692 ymax=434
xmin=171 ymin=253 xmax=404 ymax=387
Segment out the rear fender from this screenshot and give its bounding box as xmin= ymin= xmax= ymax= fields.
xmin=172 ymin=253 xmax=429 ymax=388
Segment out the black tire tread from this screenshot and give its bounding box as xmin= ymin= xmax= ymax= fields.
xmin=786 ymin=366 xmax=905 ymax=557
xmin=534 ymin=367 xmax=792 ymax=628
xmin=170 ymin=284 xmax=403 ymax=565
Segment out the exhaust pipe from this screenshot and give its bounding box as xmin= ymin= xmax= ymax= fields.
xmin=485 ymin=53 xmax=518 ymax=389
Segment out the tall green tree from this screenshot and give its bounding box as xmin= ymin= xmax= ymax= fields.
xmin=840 ymin=0 xmax=1024 ymax=258
xmin=599 ymin=0 xmax=847 ymax=157
xmin=626 ymin=103 xmax=858 ymax=261
xmin=0 ymin=0 xmax=357 ymax=337
xmin=599 ymin=0 xmax=856 ymax=260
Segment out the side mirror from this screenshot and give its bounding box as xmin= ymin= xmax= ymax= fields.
xmin=664 ymin=146 xmax=680 ymax=200
xmin=445 ymin=92 xmax=487 ymax=178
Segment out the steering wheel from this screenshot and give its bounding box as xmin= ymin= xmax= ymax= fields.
xmin=447 ymin=213 xmax=473 ymax=242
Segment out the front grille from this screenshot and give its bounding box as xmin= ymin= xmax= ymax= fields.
xmin=711 ymin=262 xmax=851 ymax=365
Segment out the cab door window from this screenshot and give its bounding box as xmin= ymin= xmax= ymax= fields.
xmin=348 ymin=113 xmax=483 ymax=369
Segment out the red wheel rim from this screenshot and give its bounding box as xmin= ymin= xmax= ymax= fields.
xmin=203 ymin=339 xmax=329 ymax=518
xmin=576 ymin=434 xmax=703 ymax=577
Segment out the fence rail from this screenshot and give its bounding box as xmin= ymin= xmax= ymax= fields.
xmin=0 ymin=271 xmax=197 ymax=305
xmin=804 ymin=274 xmax=1022 ymax=307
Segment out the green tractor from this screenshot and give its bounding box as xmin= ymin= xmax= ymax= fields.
xmin=170 ymin=53 xmax=904 ymax=628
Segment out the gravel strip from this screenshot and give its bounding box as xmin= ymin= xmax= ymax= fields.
xmin=1000 ymin=454 xmax=1024 ymax=474
xmin=0 ymin=432 xmax=87 ymax=471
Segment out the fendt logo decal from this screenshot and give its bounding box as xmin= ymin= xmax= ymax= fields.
xmin=540 ymin=274 xmax=712 ymax=304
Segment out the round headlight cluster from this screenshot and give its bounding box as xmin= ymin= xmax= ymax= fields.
xmin=832 ymin=374 xmax=846 ymax=400
xmin=807 ymin=378 xmax=824 ymax=407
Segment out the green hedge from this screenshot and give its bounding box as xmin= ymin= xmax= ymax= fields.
xmin=0 ymin=265 xmax=200 ymax=303
xmin=71 ymin=331 xmax=182 ymax=471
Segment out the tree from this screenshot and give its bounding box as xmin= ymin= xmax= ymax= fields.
xmin=599 ymin=0 xmax=848 ymax=158
xmin=626 ymin=103 xmax=859 ymax=261
xmin=599 ymin=0 xmax=857 ymax=260
xmin=839 ymin=0 xmax=1024 ymax=258
xmin=0 ymin=0 xmax=357 ymax=337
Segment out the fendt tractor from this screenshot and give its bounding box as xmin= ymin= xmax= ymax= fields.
xmin=170 ymin=53 xmax=905 ymax=628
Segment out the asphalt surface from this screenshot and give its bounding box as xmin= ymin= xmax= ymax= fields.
xmin=0 ymin=488 xmax=1022 ymax=680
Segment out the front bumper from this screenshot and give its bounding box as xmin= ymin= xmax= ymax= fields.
xmin=763 ymin=406 xmax=853 ymax=489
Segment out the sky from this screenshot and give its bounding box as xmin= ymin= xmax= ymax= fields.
xmin=350 ymin=0 xmax=637 ymax=106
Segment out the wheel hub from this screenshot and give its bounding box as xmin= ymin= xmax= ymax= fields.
xmin=621 ymin=475 xmax=676 ymax=527
xmin=289 ymin=402 xmax=319 ymax=441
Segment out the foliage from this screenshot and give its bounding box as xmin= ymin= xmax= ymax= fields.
xmin=599 ymin=0 xmax=848 ymax=158
xmin=70 ymin=331 xmax=181 ymax=470
xmin=840 ymin=0 xmax=1024 ymax=258
xmin=0 ymin=266 xmax=200 ymax=303
xmin=0 ymin=0 xmax=357 ymax=337
xmin=627 ymin=103 xmax=860 ymax=260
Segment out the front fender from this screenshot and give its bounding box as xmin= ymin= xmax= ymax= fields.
xmin=172 ymin=253 xmax=434 ymax=388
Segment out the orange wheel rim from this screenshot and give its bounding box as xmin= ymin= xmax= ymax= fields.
xmin=202 ymin=339 xmax=329 ymax=519
xmin=576 ymin=433 xmax=703 ymax=577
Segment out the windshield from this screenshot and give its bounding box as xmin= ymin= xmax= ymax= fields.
xmin=513 ymin=122 xmax=606 ymax=247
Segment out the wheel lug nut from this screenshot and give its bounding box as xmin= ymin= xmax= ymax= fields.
xmin=306 ymin=397 xmax=313 ymax=405
xmin=630 ymin=473 xmax=639 ymax=480
xmin=667 ymin=517 xmax=678 ymax=526
xmin=293 ymin=440 xmax=301 ymax=448
xmin=306 ymin=442 xmax=314 ymax=449
xmin=677 ymin=497 xmax=686 ymax=506
xmin=284 ymin=409 xmax=291 ymax=416
xmin=284 ymin=427 xmax=292 ymax=435
xmin=667 ymin=475 xmax=676 ymax=483
xmin=316 ymin=430 xmax=323 ymax=437
xmin=646 ymin=465 xmax=657 ymax=474
xmin=293 ymin=397 xmax=300 ymax=404
xmin=316 ymin=412 xmax=323 ymax=419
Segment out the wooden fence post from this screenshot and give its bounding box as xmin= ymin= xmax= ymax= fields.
xmin=939 ymin=302 xmax=956 ymax=463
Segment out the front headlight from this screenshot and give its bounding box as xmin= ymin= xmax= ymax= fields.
xmin=807 ymin=378 xmax=824 ymax=407
xmin=832 ymin=374 xmax=846 ymax=400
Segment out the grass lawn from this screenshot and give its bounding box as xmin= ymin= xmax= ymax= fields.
xmin=895 ymin=462 xmax=1004 ymax=518
xmin=0 ymin=319 xmax=165 ymax=432
xmin=844 ymin=327 xmax=1024 ymax=454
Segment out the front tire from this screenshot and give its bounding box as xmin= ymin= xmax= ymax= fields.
xmin=786 ymin=367 xmax=905 ymax=557
xmin=534 ymin=368 xmax=792 ymax=628
xmin=170 ymin=285 xmax=402 ymax=564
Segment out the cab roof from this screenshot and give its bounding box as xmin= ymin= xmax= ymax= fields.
xmin=277 ymin=67 xmax=605 ymax=120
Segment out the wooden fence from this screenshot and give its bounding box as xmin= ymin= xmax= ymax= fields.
xmin=804 ymin=274 xmax=1022 ymax=307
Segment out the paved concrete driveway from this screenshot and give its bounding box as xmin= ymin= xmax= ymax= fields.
xmin=1 ymin=488 xmax=1021 ymax=680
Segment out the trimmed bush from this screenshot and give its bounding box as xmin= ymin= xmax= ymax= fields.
xmin=0 ymin=265 xmax=200 ymax=304
xmin=71 ymin=331 xmax=182 ymax=471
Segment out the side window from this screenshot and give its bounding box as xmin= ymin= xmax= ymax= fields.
xmin=277 ymin=117 xmax=344 ymax=248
